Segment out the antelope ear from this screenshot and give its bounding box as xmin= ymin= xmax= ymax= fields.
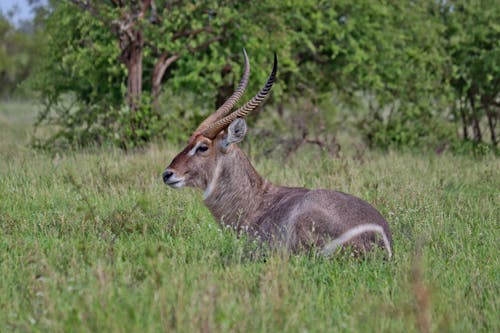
xmin=220 ymin=118 xmax=247 ymax=149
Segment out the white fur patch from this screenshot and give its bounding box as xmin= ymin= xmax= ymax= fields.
xmin=188 ymin=142 xmax=202 ymax=156
xmin=166 ymin=176 xmax=186 ymax=188
xmin=320 ymin=223 xmax=392 ymax=258
xmin=203 ymin=158 xmax=222 ymax=199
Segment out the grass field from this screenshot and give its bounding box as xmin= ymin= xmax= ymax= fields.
xmin=0 ymin=101 xmax=498 ymax=332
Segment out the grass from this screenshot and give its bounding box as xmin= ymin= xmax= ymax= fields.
xmin=0 ymin=101 xmax=499 ymax=332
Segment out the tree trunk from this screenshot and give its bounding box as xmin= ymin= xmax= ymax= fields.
xmin=125 ymin=30 xmax=144 ymax=112
xmin=468 ymin=92 xmax=482 ymax=142
xmin=277 ymin=103 xmax=284 ymax=118
xmin=152 ymin=53 xmax=181 ymax=110
xmin=459 ymin=97 xmax=468 ymax=140
xmin=484 ymin=104 xmax=498 ymax=146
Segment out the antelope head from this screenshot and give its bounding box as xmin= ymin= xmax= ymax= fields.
xmin=162 ymin=50 xmax=277 ymax=191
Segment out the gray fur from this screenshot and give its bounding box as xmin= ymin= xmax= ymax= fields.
xmin=202 ymin=146 xmax=393 ymax=257
xmin=220 ymin=118 xmax=247 ymax=150
xmin=165 ymin=124 xmax=393 ymax=258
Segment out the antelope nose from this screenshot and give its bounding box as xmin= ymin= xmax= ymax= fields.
xmin=162 ymin=169 xmax=174 ymax=183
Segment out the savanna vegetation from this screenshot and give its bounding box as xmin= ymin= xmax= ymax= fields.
xmin=0 ymin=0 xmax=499 ymax=332
xmin=2 ymin=0 xmax=497 ymax=151
xmin=1 ymin=102 xmax=499 ymax=332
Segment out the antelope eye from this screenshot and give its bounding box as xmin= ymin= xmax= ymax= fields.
xmin=197 ymin=145 xmax=208 ymax=153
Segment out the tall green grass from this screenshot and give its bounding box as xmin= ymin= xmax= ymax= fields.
xmin=0 ymin=102 xmax=498 ymax=332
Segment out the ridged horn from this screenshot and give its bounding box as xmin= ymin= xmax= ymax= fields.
xmin=193 ymin=49 xmax=250 ymax=135
xmin=202 ymin=52 xmax=277 ymax=139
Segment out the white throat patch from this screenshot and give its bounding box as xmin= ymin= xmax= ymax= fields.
xmin=203 ymin=158 xmax=222 ymax=200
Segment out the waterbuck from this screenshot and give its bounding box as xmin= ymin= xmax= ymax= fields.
xmin=163 ymin=50 xmax=392 ymax=258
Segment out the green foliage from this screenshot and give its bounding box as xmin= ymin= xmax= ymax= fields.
xmin=442 ymin=0 xmax=500 ymax=145
xmin=0 ymin=14 xmax=41 ymax=98
xmin=28 ymin=0 xmax=499 ymax=151
xmin=30 ymin=3 xmax=126 ymax=148
xmin=279 ymin=1 xmax=452 ymax=149
xmin=31 ymin=0 xmax=292 ymax=148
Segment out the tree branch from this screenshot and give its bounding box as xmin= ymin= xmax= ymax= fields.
xmin=152 ymin=52 xmax=181 ymax=99
xmin=137 ymin=0 xmax=151 ymax=21
xmin=186 ymin=36 xmax=223 ymax=53
xmin=172 ymin=26 xmax=214 ymax=41
xmin=69 ymin=0 xmax=100 ymax=17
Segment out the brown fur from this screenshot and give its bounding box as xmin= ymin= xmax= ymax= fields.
xmin=164 ymin=133 xmax=393 ymax=257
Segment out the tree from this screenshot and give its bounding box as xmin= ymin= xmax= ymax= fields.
xmin=270 ymin=1 xmax=451 ymax=149
xmin=31 ymin=0 xmax=498 ymax=152
xmin=442 ymin=0 xmax=499 ymax=146
xmin=32 ymin=0 xmax=291 ymax=148
xmin=0 ymin=13 xmax=40 ymax=98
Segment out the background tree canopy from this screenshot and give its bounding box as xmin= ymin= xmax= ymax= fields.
xmin=0 ymin=12 xmax=40 ymax=98
xmin=3 ymin=0 xmax=499 ymax=152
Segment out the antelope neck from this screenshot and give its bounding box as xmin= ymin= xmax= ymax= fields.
xmin=203 ymin=147 xmax=270 ymax=229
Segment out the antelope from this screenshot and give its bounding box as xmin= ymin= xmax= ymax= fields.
xmin=162 ymin=50 xmax=393 ymax=258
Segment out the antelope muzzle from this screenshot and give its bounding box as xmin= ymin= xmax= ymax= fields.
xmin=162 ymin=168 xmax=185 ymax=188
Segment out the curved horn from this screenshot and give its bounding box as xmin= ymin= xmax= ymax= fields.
xmin=194 ymin=49 xmax=250 ymax=135
xmin=202 ymin=53 xmax=278 ymax=139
